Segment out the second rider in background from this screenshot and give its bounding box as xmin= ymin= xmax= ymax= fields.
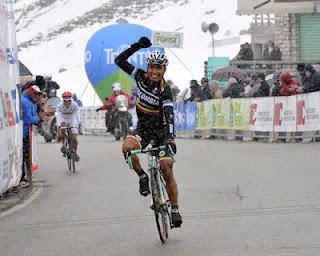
xmin=57 ymin=91 xmax=81 ymax=161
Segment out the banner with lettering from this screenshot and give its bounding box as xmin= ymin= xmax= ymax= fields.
xmin=230 ymin=98 xmax=250 ymax=130
xmin=250 ymin=97 xmax=274 ymax=132
xmin=0 ymin=0 xmax=22 ymax=196
xmin=212 ymin=98 xmax=230 ymax=129
xmin=197 ymin=100 xmax=213 ymax=129
xmin=274 ymin=96 xmax=297 ymax=132
xmin=297 ymin=92 xmax=320 ymax=131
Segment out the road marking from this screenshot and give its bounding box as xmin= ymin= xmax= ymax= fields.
xmin=0 ymin=184 xmax=43 ymax=219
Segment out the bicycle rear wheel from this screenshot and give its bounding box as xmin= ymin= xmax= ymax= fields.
xmin=151 ymin=170 xmax=170 ymax=243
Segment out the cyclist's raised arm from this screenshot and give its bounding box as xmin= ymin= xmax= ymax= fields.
xmin=161 ymin=83 xmax=175 ymax=139
xmin=115 ymin=37 xmax=152 ymax=77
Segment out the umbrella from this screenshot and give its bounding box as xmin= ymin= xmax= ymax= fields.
xmin=19 ymin=60 xmax=32 ymax=76
xmin=212 ymin=67 xmax=246 ymax=82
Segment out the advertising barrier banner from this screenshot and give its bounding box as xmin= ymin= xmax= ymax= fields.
xmin=81 ymin=92 xmax=320 ymax=136
xmin=184 ymin=102 xmax=198 ymax=131
xmin=212 ymin=98 xmax=230 ymax=129
xmin=274 ymin=96 xmax=297 ymax=132
xmin=174 ymin=102 xmax=197 ymax=131
xmin=197 ymin=100 xmax=213 ymax=129
xmin=250 ymin=97 xmax=274 ymax=132
xmin=30 ymin=126 xmax=38 ymax=172
xmin=0 ymin=0 xmax=22 ymax=196
xmin=297 ymin=92 xmax=320 ymax=131
xmin=230 ymin=98 xmax=250 ymax=130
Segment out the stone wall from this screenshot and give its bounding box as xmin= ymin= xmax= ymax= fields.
xmin=274 ymin=14 xmax=300 ymax=61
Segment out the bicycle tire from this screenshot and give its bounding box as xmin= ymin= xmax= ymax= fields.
xmin=68 ymin=133 xmax=73 ymax=172
xmin=69 ymin=134 xmax=76 ymax=173
xmin=71 ymin=150 xmax=76 ymax=173
xmin=65 ymin=140 xmax=71 ymax=171
xmin=150 ymin=169 xmax=169 ymax=243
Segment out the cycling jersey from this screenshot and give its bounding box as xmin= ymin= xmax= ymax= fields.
xmin=115 ymin=43 xmax=175 ymax=140
xmin=56 ymin=100 xmax=81 ymax=133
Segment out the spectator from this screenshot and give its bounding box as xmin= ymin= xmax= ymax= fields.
xmin=243 ymin=74 xmax=259 ymax=97
xmin=269 ymin=46 xmax=282 ymax=61
xmin=223 ymin=77 xmax=244 ymax=98
xmin=279 ymin=71 xmax=302 ymax=96
xmin=23 ymin=75 xmax=46 ymax=92
xmin=296 ymin=63 xmax=306 ymax=85
xmin=200 ymin=77 xmax=212 ymax=101
xmin=243 ymin=42 xmax=254 ymax=60
xmin=236 ymin=44 xmax=245 ymax=60
xmin=271 ymin=71 xmax=281 ymax=96
xmin=208 ymin=81 xmax=223 ymax=99
xmin=72 ymin=93 xmax=83 ymax=107
xmin=21 ymin=85 xmax=48 ymax=186
xmin=263 ymin=44 xmax=269 ymax=60
xmin=186 ymin=80 xmax=204 ymax=102
xmin=253 ymin=73 xmax=270 ymax=97
xmin=303 ymin=64 xmax=320 ymax=93
xmin=167 ymin=80 xmax=180 ymax=102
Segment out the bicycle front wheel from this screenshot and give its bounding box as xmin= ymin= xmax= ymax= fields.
xmin=65 ymin=141 xmax=71 ymax=171
xmin=151 ymin=171 xmax=170 ymax=243
xmin=71 ymin=151 xmax=76 ymax=173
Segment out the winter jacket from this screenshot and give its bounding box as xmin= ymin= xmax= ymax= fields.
xmin=269 ymin=48 xmax=282 ymax=61
xmin=223 ymin=83 xmax=245 ymax=98
xmin=188 ymin=85 xmax=204 ymax=102
xmin=22 ymin=91 xmax=41 ymax=138
xmin=201 ymin=86 xmax=212 ymax=101
xmin=303 ymin=70 xmax=320 ymax=93
xmin=253 ymin=81 xmax=270 ymax=97
xmin=279 ymin=72 xmax=300 ymax=96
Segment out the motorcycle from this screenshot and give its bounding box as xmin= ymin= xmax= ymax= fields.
xmin=113 ymin=95 xmax=131 ymax=141
xmin=38 ymin=96 xmax=61 ymax=143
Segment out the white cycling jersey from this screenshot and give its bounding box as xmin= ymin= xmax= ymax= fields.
xmin=56 ymin=100 xmax=81 ymax=133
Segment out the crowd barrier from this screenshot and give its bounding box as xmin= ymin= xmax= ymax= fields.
xmin=81 ymin=91 xmax=320 ymax=142
xmin=0 ymin=1 xmax=23 ymax=197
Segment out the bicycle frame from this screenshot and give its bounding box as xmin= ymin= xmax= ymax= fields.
xmin=60 ymin=126 xmax=77 ymax=172
xmin=127 ymin=144 xmax=175 ymax=243
xmin=147 ymin=155 xmax=163 ymax=206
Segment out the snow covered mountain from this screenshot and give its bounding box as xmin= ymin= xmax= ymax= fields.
xmin=15 ymin=0 xmax=251 ymax=106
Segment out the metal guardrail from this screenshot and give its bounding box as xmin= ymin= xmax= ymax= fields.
xmin=229 ymin=60 xmax=320 ymax=74
xmin=177 ymin=130 xmax=319 ymax=143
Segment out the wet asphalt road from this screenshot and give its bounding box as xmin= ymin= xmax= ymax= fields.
xmin=1 ymin=135 xmax=320 ymax=256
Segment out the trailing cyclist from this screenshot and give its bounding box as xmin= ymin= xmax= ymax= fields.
xmin=115 ymin=36 xmax=182 ymax=228
xmin=57 ymin=91 xmax=81 ymax=161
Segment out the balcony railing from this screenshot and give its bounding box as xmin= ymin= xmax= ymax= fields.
xmin=229 ymin=60 xmax=320 ymax=74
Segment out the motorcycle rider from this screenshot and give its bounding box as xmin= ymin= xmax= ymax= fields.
xmin=57 ymin=91 xmax=81 ymax=161
xmin=96 ymin=83 xmax=132 ymax=133
xmin=115 ymin=37 xmax=182 ymax=228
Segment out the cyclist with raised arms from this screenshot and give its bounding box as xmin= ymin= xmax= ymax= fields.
xmin=115 ymin=37 xmax=182 ymax=228
xmin=57 ymin=91 xmax=81 ymax=161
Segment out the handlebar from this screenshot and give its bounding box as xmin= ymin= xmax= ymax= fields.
xmin=130 ymin=145 xmax=167 ymax=155
xmin=127 ymin=145 xmax=176 ymax=170
xmin=59 ymin=126 xmax=79 ymax=130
